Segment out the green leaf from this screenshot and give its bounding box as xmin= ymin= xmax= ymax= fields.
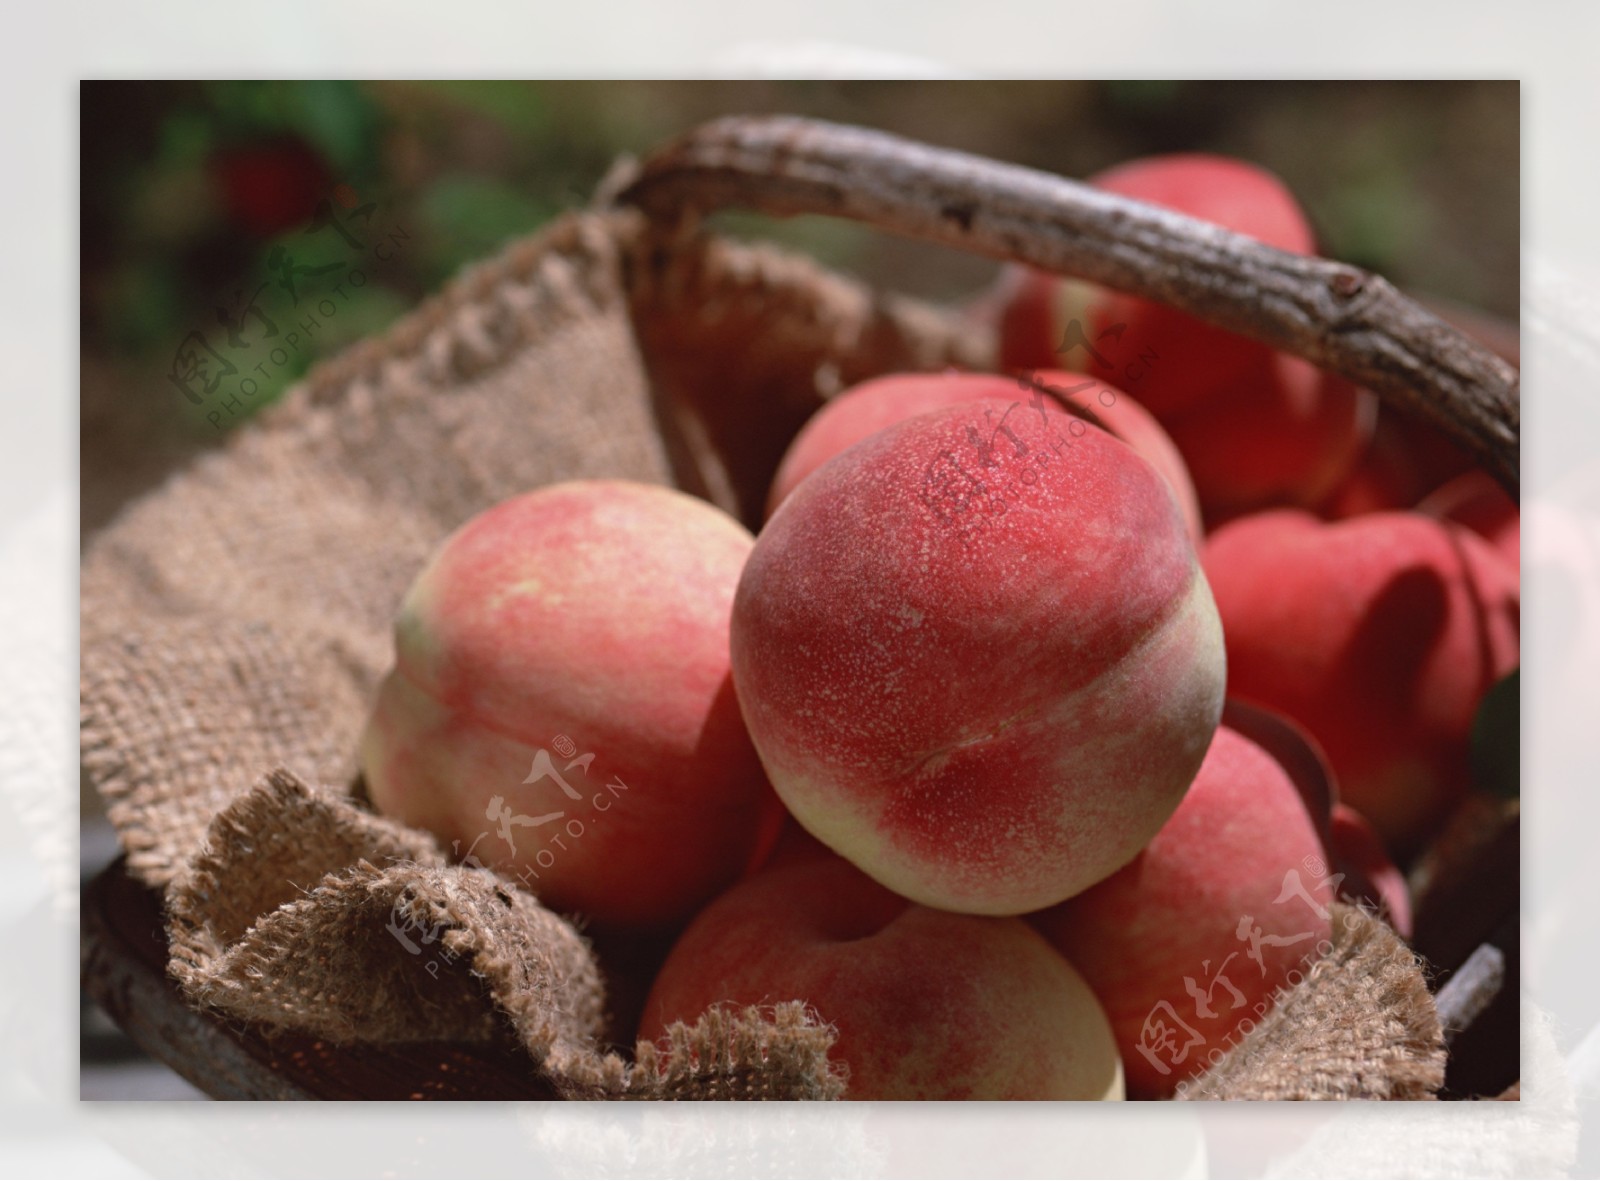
xmin=1470 ymin=668 xmax=1519 ymax=799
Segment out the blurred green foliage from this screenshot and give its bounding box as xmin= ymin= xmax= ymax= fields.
xmin=417 ymin=176 xmax=561 ymax=287
xmin=81 ymin=80 xmax=1517 ymax=450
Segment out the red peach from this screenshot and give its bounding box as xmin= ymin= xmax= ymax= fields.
xmin=1320 ymin=407 xmax=1480 ymax=520
xmin=1159 ymin=351 xmax=1376 ymax=524
xmin=1328 ymin=802 xmax=1413 ymax=938
xmin=996 ymin=154 xmax=1315 ymax=417
xmin=638 ymin=856 xmax=1125 ymax=1100
xmin=1220 ymin=699 xmax=1337 ymax=845
xmin=993 ymin=154 xmax=1371 ymax=518
xmin=1221 ymin=700 xmax=1410 ymax=936
xmin=1318 ymin=410 xmax=1430 ymax=519
xmin=1031 ymin=725 xmax=1335 ymax=1099
xmin=1085 ymin=154 xmax=1317 ymax=418
xmin=766 ymin=372 xmax=1026 ymax=518
xmin=766 ymin=370 xmax=1203 ymax=540
xmin=361 ymin=480 xmax=779 ymax=927
xmin=992 ymin=266 xmax=1095 ymax=374
xmin=732 ymin=397 xmax=1226 ymax=915
xmin=1202 ymin=510 xmax=1520 ymax=854
xmin=1419 ymin=470 xmax=1520 ymax=575
xmin=1218 ymin=700 xmax=1409 ymax=935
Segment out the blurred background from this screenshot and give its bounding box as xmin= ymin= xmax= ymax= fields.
xmin=81 ymin=80 xmax=1518 ymax=533
xmin=78 ymin=78 xmax=1518 ymax=1099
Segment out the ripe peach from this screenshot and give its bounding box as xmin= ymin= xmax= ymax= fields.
xmin=1031 ymin=725 xmax=1335 ymax=1099
xmin=1159 ymin=352 xmax=1376 ymax=524
xmin=1202 ymin=510 xmax=1520 ymax=854
xmin=1318 ymin=410 xmax=1429 ymax=519
xmin=991 ymin=264 xmax=1077 ymax=374
xmin=1225 ymin=703 xmax=1411 ymax=935
xmin=638 ymin=856 xmax=1125 ymax=1100
xmin=732 ymin=397 xmax=1226 ymax=915
xmin=1219 ymin=699 xmax=1336 ymax=845
xmin=1084 ymin=153 xmax=1317 ymax=417
xmin=994 ymin=154 xmax=1371 ymax=519
xmin=361 ymin=480 xmax=779 ymax=928
xmin=1419 ymin=470 xmax=1519 ymax=575
xmin=1328 ymin=802 xmax=1413 ymax=938
xmin=997 ymin=154 xmax=1314 ymax=418
xmin=766 ymin=372 xmax=1024 ymax=517
xmin=766 ymin=370 xmax=1203 ymax=540
xmin=1320 ymin=407 xmax=1480 ymax=520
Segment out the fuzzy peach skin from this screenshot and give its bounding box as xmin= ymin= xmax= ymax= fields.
xmin=1202 ymin=510 xmax=1521 ymax=855
xmin=731 ymin=398 xmax=1226 ymax=915
xmin=361 ymin=480 xmax=779 ymax=928
xmin=638 ymin=856 xmax=1125 ymax=1100
xmin=766 ymin=370 xmax=1204 ymax=541
xmin=1030 ymin=725 xmax=1334 ymax=1099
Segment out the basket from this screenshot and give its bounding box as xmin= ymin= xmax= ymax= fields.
xmin=79 ymin=116 xmax=1518 ymax=1101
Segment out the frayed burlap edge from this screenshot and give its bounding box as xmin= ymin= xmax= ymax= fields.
xmin=163 ymin=767 xmax=843 ymax=1099
xmin=601 ymin=1004 xmax=846 ymax=1102
xmin=1176 ymin=903 xmax=1445 ymax=1100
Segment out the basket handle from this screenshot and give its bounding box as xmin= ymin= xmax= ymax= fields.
xmin=615 ymin=115 xmax=1519 ymax=495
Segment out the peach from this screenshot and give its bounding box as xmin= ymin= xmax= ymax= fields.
xmin=1419 ymin=470 xmax=1520 ymax=575
xmin=1220 ymin=700 xmax=1411 ymax=936
xmin=1031 ymin=725 xmax=1335 ymax=1098
xmin=638 ymin=856 xmax=1125 ymax=1100
xmin=1219 ymin=699 xmax=1412 ymax=933
xmin=766 ymin=369 xmax=1203 ymax=540
xmin=991 ymin=264 xmax=1075 ymax=374
xmin=994 ymin=154 xmax=1372 ymax=520
xmin=766 ymin=372 xmax=1025 ymax=517
xmin=1328 ymin=802 xmax=1413 ymax=938
xmin=1320 ymin=407 xmax=1480 ymax=520
xmin=1219 ymin=699 xmax=1336 ymax=844
xmin=997 ymin=154 xmax=1314 ymax=418
xmin=1318 ymin=410 xmax=1430 ymax=519
xmin=1083 ymin=154 xmax=1317 ymax=417
xmin=1158 ymin=352 xmax=1376 ymax=525
xmin=1202 ymin=510 xmax=1520 ymax=854
xmin=732 ymin=397 xmax=1226 ymax=915
xmin=1224 ymin=703 xmax=1411 ymax=934
xmin=361 ymin=480 xmax=779 ymax=927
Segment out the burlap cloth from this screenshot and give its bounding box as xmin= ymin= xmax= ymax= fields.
xmin=80 ymin=206 xmax=1445 ymax=1099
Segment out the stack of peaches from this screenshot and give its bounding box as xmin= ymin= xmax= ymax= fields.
xmin=360 ymin=154 xmax=1519 ymax=1100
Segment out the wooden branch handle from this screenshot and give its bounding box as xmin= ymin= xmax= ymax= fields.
xmin=617 ymin=115 xmax=1519 ymax=494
